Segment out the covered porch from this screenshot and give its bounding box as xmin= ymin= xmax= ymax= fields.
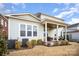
xmin=42 ymin=19 xmax=68 ymax=43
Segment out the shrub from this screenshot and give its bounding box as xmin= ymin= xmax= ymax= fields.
xmin=59 ymin=40 xmax=69 ymax=45
xmin=26 ymin=41 xmax=33 ymax=49
xmin=0 ymin=38 xmax=7 ymax=56
xmin=31 ymin=40 xmax=37 ymax=46
xmin=37 ymin=39 xmax=42 ymax=45
xmin=47 ymin=42 xmax=54 ymax=47
xmin=53 ymin=41 xmax=59 ymax=46
xmin=63 ymin=40 xmax=69 ymax=45
xmin=15 ymin=40 xmax=21 ymax=49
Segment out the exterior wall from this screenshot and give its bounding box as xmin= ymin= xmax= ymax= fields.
xmin=48 ymin=28 xmax=63 ymax=39
xmin=68 ymin=26 xmax=77 ymax=30
xmin=12 ymin=14 xmax=40 ymax=22
xmin=71 ymin=32 xmax=79 ymax=39
xmin=8 ymin=18 xmax=44 ymax=42
xmin=77 ymin=24 xmax=79 ymax=30
xmin=68 ymin=24 xmax=79 ymax=42
xmin=68 ymin=32 xmax=79 ymax=42
xmin=40 ymin=14 xmax=64 ymax=23
xmin=68 ymin=26 xmax=78 ymax=33
xmin=68 ymin=24 xmax=79 ymax=31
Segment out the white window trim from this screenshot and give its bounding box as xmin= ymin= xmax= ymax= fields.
xmin=19 ymin=24 xmax=38 ymax=38
xmin=20 ymin=24 xmax=26 ymax=37
xmin=33 ymin=25 xmax=38 ymax=37
xmin=27 ymin=25 xmax=32 ymax=37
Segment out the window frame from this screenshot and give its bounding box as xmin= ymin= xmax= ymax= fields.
xmin=27 ymin=25 xmax=32 ymax=37
xmin=33 ymin=25 xmax=37 ymax=37
xmin=20 ymin=24 xmax=26 ymax=37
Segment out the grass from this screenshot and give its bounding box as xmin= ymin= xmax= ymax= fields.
xmin=7 ymin=42 xmax=79 ymax=56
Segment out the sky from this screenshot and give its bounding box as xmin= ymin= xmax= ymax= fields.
xmin=0 ymin=3 xmax=79 ymax=24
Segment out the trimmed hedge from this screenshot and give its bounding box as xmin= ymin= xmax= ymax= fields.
xmin=31 ymin=40 xmax=37 ymax=46
xmin=0 ymin=38 xmax=7 ymax=56
xmin=60 ymin=40 xmax=69 ymax=45
xmin=26 ymin=41 xmax=33 ymax=49
xmin=53 ymin=41 xmax=59 ymax=46
xmin=47 ymin=40 xmax=69 ymax=47
xmin=15 ymin=40 xmax=21 ymax=49
xmin=26 ymin=39 xmax=43 ymax=48
xmin=37 ymin=39 xmax=42 ymax=45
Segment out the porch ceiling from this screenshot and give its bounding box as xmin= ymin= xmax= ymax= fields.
xmin=44 ymin=23 xmax=65 ymax=29
xmin=47 ymin=23 xmax=56 ymax=28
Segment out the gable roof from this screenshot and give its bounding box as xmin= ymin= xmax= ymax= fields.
xmin=35 ymin=12 xmax=64 ymax=21
xmin=68 ymin=23 xmax=79 ymax=28
xmin=68 ymin=30 xmax=79 ymax=33
xmin=5 ymin=13 xmax=41 ymax=21
xmin=5 ymin=13 xmax=67 ymax=25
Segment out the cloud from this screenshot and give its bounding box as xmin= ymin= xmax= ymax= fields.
xmin=55 ymin=10 xmax=73 ymax=18
xmin=0 ymin=3 xmax=5 ymax=9
xmin=0 ymin=3 xmax=6 ymax=13
xmin=21 ymin=3 xmax=26 ymax=9
xmin=12 ymin=3 xmax=26 ymax=9
xmin=4 ymin=9 xmax=12 ymax=14
xmin=0 ymin=3 xmax=15 ymax=14
xmin=11 ymin=6 xmax=16 ymax=10
xmin=52 ymin=8 xmax=58 ymax=13
xmin=62 ymin=3 xmax=71 ymax=10
xmin=66 ymin=18 xmax=79 ymax=24
xmin=55 ymin=3 xmax=79 ymax=18
xmin=0 ymin=3 xmax=26 ymax=14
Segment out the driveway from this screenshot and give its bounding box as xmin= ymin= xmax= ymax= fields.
xmin=7 ymin=42 xmax=79 ymax=56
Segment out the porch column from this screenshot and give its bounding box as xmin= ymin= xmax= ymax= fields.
xmin=65 ymin=26 xmax=67 ymax=40
xmin=45 ymin=22 xmax=47 ymax=42
xmin=56 ymin=24 xmax=59 ymax=41
xmin=62 ymin=27 xmax=64 ymax=37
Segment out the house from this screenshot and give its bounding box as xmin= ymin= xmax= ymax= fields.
xmin=0 ymin=14 xmax=8 ymax=38
xmin=68 ymin=23 xmax=79 ymax=42
xmin=2 ymin=13 xmax=68 ymax=43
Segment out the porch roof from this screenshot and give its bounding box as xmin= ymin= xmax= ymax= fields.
xmin=41 ymin=19 xmax=68 ymax=27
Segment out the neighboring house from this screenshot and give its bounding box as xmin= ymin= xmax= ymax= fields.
xmin=0 ymin=14 xmax=8 ymax=38
xmin=68 ymin=23 xmax=79 ymax=42
xmin=2 ymin=13 xmax=67 ymax=42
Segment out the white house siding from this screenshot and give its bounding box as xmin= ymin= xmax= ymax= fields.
xmin=12 ymin=14 xmax=40 ymax=23
xmin=77 ymin=25 xmax=79 ymax=30
xmin=68 ymin=26 xmax=77 ymax=30
xmin=68 ymin=32 xmax=79 ymax=42
xmin=71 ymin=32 xmax=79 ymax=40
xmin=8 ymin=18 xmax=44 ymax=42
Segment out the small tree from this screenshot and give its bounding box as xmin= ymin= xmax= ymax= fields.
xmin=0 ymin=24 xmax=8 ymax=56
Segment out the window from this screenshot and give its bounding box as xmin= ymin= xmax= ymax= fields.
xmin=33 ymin=26 xmax=37 ymax=36
xmin=20 ymin=24 xmax=26 ymax=36
xmin=27 ymin=25 xmax=32 ymax=36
